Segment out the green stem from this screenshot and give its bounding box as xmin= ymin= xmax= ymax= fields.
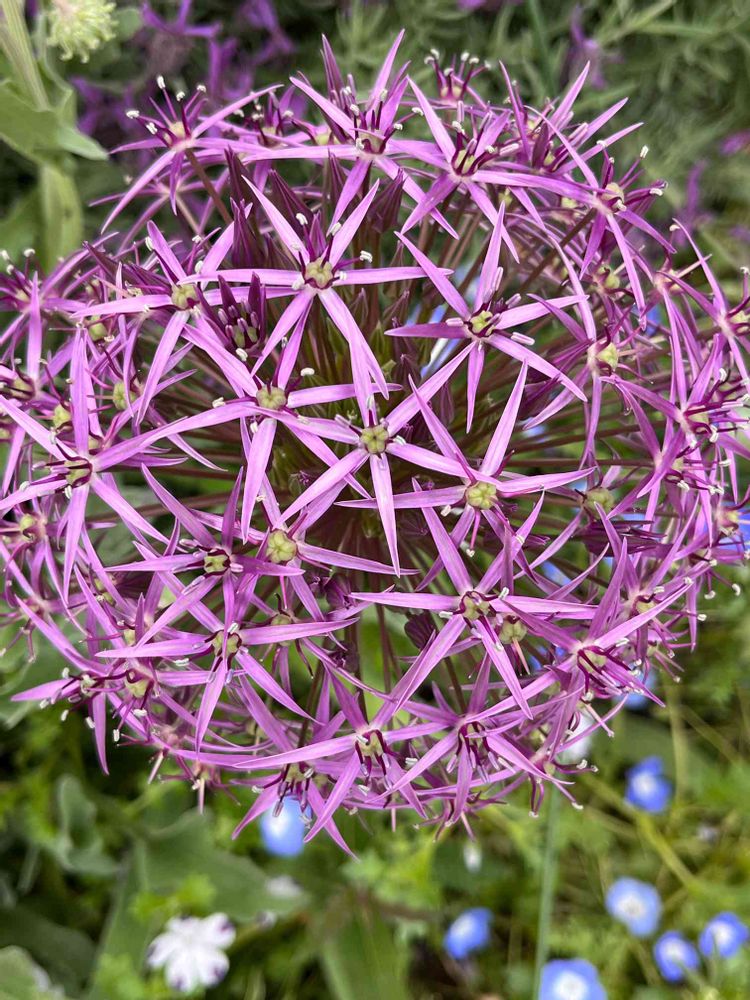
xmin=532 ymin=788 xmax=562 ymax=999
xmin=0 ymin=0 xmax=48 ymax=109
xmin=526 ymin=0 xmax=556 ymax=99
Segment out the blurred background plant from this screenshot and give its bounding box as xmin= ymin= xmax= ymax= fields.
xmin=0 ymin=1 xmax=749 ymax=998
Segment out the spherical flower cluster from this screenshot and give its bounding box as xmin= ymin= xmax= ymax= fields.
xmin=2 ymin=35 xmax=749 ymax=848
xmin=47 ymin=0 xmax=117 ymax=63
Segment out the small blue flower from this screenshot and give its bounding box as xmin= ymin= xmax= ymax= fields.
xmin=605 ymin=878 xmax=662 ymax=937
xmin=625 ymin=757 xmax=672 ymax=813
xmin=698 ymin=912 xmax=749 ymax=959
xmin=539 ymin=959 xmax=607 ymax=1000
xmin=260 ymin=798 xmax=307 ymax=857
xmin=653 ymin=931 xmax=699 ymax=982
xmin=443 ymin=908 xmax=492 ymax=960
xmin=646 ymin=305 xmax=663 ymax=332
xmin=624 ymin=671 xmax=657 ymax=711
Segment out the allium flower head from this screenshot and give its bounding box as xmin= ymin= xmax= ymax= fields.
xmin=3 ymin=34 xmax=749 ymax=848
xmin=47 ymin=0 xmax=116 ymax=63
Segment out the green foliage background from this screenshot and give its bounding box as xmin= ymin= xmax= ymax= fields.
xmin=1 ymin=1 xmax=749 ymax=998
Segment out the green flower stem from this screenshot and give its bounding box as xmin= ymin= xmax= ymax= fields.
xmin=580 ymin=774 xmax=698 ymax=889
xmin=0 ymin=0 xmax=48 ymax=109
xmin=526 ymin=0 xmax=556 ymax=99
xmin=532 ymin=787 xmax=562 ymax=999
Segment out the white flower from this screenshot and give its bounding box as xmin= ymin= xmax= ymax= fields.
xmin=558 ymin=711 xmax=593 ymax=764
xmin=147 ymin=913 xmax=235 ymax=993
xmin=462 ymin=841 xmax=483 ymax=873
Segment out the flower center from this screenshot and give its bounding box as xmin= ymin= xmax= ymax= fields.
xmin=170 ymin=283 xmax=198 ymax=311
xmin=203 ymin=549 xmax=231 ymax=575
xmin=256 ymin=385 xmax=287 ymax=410
xmin=52 ymin=404 xmax=71 ymax=429
xmin=552 ymin=971 xmax=588 ymax=1000
xmin=64 ymin=458 xmax=92 ymax=487
xmin=211 ymin=629 xmax=242 ymax=658
xmin=304 ymin=257 xmax=335 ymax=290
xmin=87 ymin=319 xmax=109 ymax=342
xmin=618 ymin=894 xmax=647 ymax=920
xmin=582 ymin=486 xmax=615 ymax=516
xmin=360 ymin=423 xmax=389 ymax=455
xmin=267 ymin=530 xmax=298 ymax=564
xmin=453 ymin=148 xmax=478 ymax=175
xmin=18 ymin=513 xmax=45 ymax=541
xmin=579 ymin=648 xmax=607 ymax=670
xmin=270 ymin=610 xmax=294 ymax=627
xmin=357 ymin=729 xmax=386 ymax=759
xmin=634 ymin=594 xmax=655 ymax=614
xmin=717 ymin=507 xmax=740 ymax=535
xmin=466 ymin=309 xmax=496 ymax=339
xmin=124 ymin=669 xmax=150 ymax=699
xmin=593 ymin=341 xmax=619 ymax=372
xmin=461 ymin=591 xmax=491 ymax=622
xmin=464 ymin=481 xmax=497 ymax=509
xmin=498 ymin=616 xmax=527 ymax=644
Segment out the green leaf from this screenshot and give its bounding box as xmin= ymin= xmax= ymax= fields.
xmin=0 ymin=910 xmax=93 ymax=995
xmin=135 ymin=810 xmax=304 ymax=921
xmin=0 ymin=187 xmax=39 ymax=263
xmin=0 ymin=82 xmax=106 ymax=164
xmin=38 ymin=165 xmax=82 ymax=266
xmin=0 ymin=947 xmax=44 ymax=1000
xmin=87 ymin=810 xmax=305 ymax=1000
xmin=317 ymin=898 xmax=411 ymax=1000
xmin=44 ymin=776 xmax=117 ymax=878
